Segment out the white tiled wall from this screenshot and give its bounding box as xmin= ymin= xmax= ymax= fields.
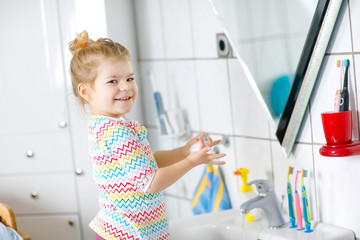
xmin=135 ymin=0 xmax=360 ymax=238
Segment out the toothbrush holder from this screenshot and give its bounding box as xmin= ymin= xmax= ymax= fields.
xmin=321 ymin=110 xmax=352 ymax=146
xmin=157 ymin=108 xmax=191 ymax=139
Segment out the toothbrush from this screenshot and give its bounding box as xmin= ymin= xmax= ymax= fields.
xmin=147 ymin=71 xmax=174 ymax=135
xmin=287 ymin=166 xmax=297 ymax=228
xmin=334 ymin=60 xmax=342 ymax=112
xmin=302 ymin=169 xmax=313 ymax=233
xmin=339 ymin=59 xmax=350 ymax=112
xmin=294 ymin=170 xmax=304 ymax=230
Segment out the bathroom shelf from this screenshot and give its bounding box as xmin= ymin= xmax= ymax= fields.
xmin=319 ymin=141 xmax=360 ymax=157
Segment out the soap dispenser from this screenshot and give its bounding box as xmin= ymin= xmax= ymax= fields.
xmin=234 ymin=168 xmax=262 ymax=221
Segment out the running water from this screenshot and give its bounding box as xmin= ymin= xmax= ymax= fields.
xmin=240 ymin=212 xmax=246 ymax=239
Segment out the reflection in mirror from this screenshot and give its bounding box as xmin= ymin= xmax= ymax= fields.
xmin=209 ymin=0 xmax=343 ymax=156
xmin=211 ymin=0 xmax=316 ymax=121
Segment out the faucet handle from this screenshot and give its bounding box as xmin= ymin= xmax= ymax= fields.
xmin=247 ymin=179 xmax=273 ymax=195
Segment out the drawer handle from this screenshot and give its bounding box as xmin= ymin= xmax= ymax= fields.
xmin=59 ymin=120 xmax=67 ymax=128
xmin=26 ymin=150 xmax=34 ymax=158
xmin=68 ymin=220 xmax=74 ymax=226
xmin=75 ymin=168 xmax=83 ymax=176
xmin=30 ymin=191 xmax=39 ymax=199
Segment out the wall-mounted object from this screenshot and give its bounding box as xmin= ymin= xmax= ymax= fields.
xmin=26 ymin=150 xmax=34 ymax=158
xmin=58 ymin=120 xmax=67 ymax=128
xmin=158 ymin=108 xmax=191 ymax=139
xmin=209 ymin=0 xmax=344 ymax=156
xmin=320 ymin=110 xmax=360 ymax=156
xmin=216 ymin=33 xmax=232 ymax=58
xmin=147 ymin=70 xmax=191 ymax=139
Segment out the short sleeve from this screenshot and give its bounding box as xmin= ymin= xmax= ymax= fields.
xmin=92 ymin=118 xmax=156 ymax=196
xmin=138 ymin=168 xmax=156 ymax=192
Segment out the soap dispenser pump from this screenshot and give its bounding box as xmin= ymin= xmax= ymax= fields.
xmin=234 ymin=168 xmax=262 ymax=221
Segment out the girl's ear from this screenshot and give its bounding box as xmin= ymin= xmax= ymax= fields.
xmin=78 ymin=83 xmax=91 ymax=102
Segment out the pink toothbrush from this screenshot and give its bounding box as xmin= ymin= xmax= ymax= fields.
xmin=294 ymin=170 xmax=304 ymax=230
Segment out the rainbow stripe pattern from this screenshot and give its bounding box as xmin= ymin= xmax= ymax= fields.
xmin=88 ymin=116 xmax=169 ymax=240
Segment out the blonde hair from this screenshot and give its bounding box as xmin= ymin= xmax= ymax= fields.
xmin=68 ymin=30 xmax=131 ymax=105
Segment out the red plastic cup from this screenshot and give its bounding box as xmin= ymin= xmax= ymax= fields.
xmin=321 ymin=110 xmax=352 ymax=146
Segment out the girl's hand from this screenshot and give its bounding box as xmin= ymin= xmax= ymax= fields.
xmin=182 ymin=132 xmax=222 ymax=157
xmin=186 ymin=146 xmax=226 ymax=166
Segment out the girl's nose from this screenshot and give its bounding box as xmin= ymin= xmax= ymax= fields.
xmin=119 ymin=81 xmax=130 ymax=91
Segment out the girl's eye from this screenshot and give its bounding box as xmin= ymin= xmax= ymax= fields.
xmin=127 ymin=78 xmax=134 ymax=82
xmin=108 ymin=80 xmax=117 ymax=84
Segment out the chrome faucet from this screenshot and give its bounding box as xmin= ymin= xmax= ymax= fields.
xmin=240 ymin=179 xmax=287 ymax=229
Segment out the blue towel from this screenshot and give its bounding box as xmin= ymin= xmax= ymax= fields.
xmin=192 ymin=165 xmax=231 ymax=215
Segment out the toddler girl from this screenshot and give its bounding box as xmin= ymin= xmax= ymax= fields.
xmin=68 ymin=31 xmax=226 ymax=240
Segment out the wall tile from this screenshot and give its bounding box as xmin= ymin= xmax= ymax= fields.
xmin=189 ymin=0 xmax=223 ymax=58
xmin=228 ymin=59 xmax=270 ymax=138
xmin=350 ymin=0 xmax=360 ymax=52
xmin=195 ymin=59 xmax=233 ymax=134
xmin=233 ymin=137 xmax=272 ymax=204
xmin=310 ymin=55 xmax=358 ymax=144
xmin=139 ymin=61 xmax=168 ymax=127
xmin=135 ymin=0 xmax=165 ymax=59
xmin=164 ymin=195 xmax=180 ymax=220
xmin=271 ymin=140 xmax=290 ymax=203
xmin=326 ymin=1 xmax=352 ymax=54
xmin=165 ymin=60 xmax=201 ymax=131
xmin=161 ymin=0 xmax=194 ymax=59
xmin=313 ymin=145 xmax=360 ymax=237
xmin=177 ymin=198 xmax=193 ymax=219
xmin=354 ymin=55 xmax=360 ymax=140
xmin=297 ymin=106 xmax=313 ymax=144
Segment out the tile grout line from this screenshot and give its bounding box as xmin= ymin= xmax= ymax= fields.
xmin=308 ymin=98 xmax=320 ymax=221
xmin=346 ymin=0 xmax=360 ymax=141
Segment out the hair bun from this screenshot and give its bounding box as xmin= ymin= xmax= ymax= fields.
xmin=68 ymin=30 xmax=94 ymax=56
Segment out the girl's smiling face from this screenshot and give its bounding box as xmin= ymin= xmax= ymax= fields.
xmin=79 ymin=58 xmax=138 ymax=118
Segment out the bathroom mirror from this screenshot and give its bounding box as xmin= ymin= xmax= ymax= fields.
xmin=209 ymin=0 xmax=343 ymax=156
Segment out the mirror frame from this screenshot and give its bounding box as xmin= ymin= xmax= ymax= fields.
xmin=210 ymin=0 xmax=343 ymax=156
xmin=277 ymin=0 xmax=343 ymax=156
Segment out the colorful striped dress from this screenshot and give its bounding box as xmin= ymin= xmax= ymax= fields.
xmin=88 ymin=116 xmax=170 ymax=240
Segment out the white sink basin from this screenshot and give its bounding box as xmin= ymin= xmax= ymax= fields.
xmin=169 ymin=209 xmax=355 ymax=240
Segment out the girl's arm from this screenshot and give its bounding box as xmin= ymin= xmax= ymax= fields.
xmin=147 ymin=146 xmax=226 ymax=194
xmin=154 ymin=132 xmax=221 ymax=168
xmin=153 ymin=146 xmax=188 ymax=168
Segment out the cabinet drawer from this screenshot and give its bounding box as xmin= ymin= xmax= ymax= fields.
xmin=0 ymin=131 xmax=73 ymax=174
xmin=0 ymin=173 xmax=78 ymax=214
xmin=17 ymin=214 xmax=81 ymax=240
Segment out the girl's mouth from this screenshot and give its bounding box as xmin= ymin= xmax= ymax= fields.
xmin=115 ymin=96 xmax=132 ymax=101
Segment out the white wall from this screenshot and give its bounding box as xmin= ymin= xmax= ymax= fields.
xmin=135 ymin=0 xmax=360 ymax=238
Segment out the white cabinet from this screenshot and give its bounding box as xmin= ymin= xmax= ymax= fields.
xmin=0 ymin=0 xmax=140 ymax=239
xmin=0 ymin=0 xmax=68 ymax=134
xmin=0 ymin=132 xmax=73 ymax=174
xmin=0 ymin=0 xmax=81 ymax=239
xmin=0 ymin=174 xmax=78 ymax=215
xmin=17 ymin=215 xmax=81 ymax=240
